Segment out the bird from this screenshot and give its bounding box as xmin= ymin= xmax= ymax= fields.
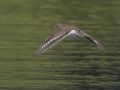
xmin=34 ymin=23 xmax=105 ymax=56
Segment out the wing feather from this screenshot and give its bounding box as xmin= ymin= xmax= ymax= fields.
xmin=76 ymin=30 xmax=105 ymax=50
xmin=34 ymin=31 xmax=70 ymax=56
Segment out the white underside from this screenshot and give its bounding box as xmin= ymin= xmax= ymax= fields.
xmin=68 ymin=30 xmax=78 ymax=37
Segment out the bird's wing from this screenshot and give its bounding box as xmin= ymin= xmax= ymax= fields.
xmin=75 ymin=30 xmax=105 ymax=50
xmin=34 ymin=30 xmax=71 ymax=56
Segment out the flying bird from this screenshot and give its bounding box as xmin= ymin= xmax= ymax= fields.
xmin=34 ymin=24 xmax=105 ymax=56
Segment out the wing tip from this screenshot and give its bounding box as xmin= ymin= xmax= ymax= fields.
xmin=93 ymin=39 xmax=106 ymax=51
xmin=34 ymin=52 xmax=39 ymax=56
xmin=34 ymin=54 xmax=38 ymax=57
xmin=34 ymin=49 xmax=42 ymax=56
xmin=97 ymin=45 xmax=106 ymax=51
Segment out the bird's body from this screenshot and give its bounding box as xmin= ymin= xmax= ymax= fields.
xmin=34 ymin=24 xmax=105 ymax=56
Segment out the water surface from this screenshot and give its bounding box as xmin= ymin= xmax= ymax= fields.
xmin=0 ymin=0 xmax=120 ymax=90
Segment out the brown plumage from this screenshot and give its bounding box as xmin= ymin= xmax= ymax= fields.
xmin=34 ymin=24 xmax=105 ymax=56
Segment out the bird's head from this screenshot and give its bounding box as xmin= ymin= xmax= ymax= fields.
xmin=54 ymin=23 xmax=63 ymax=31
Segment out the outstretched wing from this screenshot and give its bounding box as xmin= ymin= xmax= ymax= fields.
xmin=75 ymin=30 xmax=105 ymax=50
xmin=34 ymin=30 xmax=70 ymax=56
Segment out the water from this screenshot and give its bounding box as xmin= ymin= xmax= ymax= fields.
xmin=0 ymin=0 xmax=120 ymax=90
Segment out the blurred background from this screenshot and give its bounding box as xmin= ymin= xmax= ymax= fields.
xmin=0 ymin=0 xmax=120 ymax=90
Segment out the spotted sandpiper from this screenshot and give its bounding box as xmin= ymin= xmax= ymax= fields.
xmin=34 ymin=24 xmax=105 ymax=56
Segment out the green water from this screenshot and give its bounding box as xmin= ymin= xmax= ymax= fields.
xmin=0 ymin=0 xmax=120 ymax=90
